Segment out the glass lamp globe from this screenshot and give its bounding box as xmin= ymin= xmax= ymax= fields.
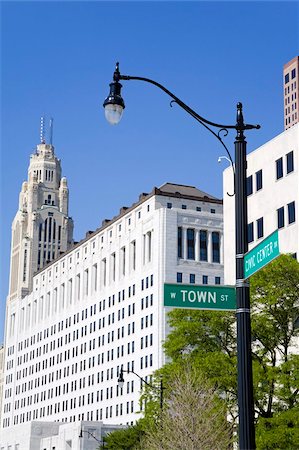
xmin=104 ymin=104 xmax=124 ymax=125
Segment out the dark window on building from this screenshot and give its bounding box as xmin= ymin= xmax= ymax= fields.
xmin=187 ymin=229 xmax=195 ymax=260
xmin=288 ymin=201 xmax=296 ymax=224
xmin=285 ymin=73 xmax=289 ymax=84
xmin=200 ymin=230 xmax=207 ymax=261
xmin=277 ymin=207 xmax=285 ymax=229
xmin=196 ymin=206 xmax=201 ymax=212
xmin=167 ymin=203 xmax=172 ymax=209
xmin=177 ymin=273 xmax=182 ymax=283
xmin=257 ymin=217 xmax=264 ymax=239
xmin=202 ymin=275 xmax=208 ymax=285
xmin=215 ymin=277 xmax=221 ymax=285
xmin=291 ymin=68 xmax=296 ymax=79
xmin=286 ymin=151 xmax=294 ymax=174
xmin=246 ymin=175 xmax=253 ymax=196
xmin=190 ymin=274 xmax=195 ymax=284
xmin=276 ymin=157 xmax=283 ymax=179
xmin=247 ymin=222 xmax=254 ymax=243
xmin=212 ymin=232 xmax=220 ymax=263
xmin=182 ymin=205 xmax=187 ymax=210
xmin=256 ymin=170 xmax=263 ymax=191
xmin=177 ymin=227 xmax=182 ymax=258
xmin=211 ymin=208 xmax=216 ymax=214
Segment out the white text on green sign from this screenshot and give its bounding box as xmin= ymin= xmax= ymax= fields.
xmin=164 ymin=284 xmax=236 ymax=311
xmin=244 ymin=230 xmax=279 ymax=279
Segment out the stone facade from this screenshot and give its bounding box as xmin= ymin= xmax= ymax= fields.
xmin=1 ymin=182 xmax=224 ymax=436
xmin=8 ymin=142 xmax=73 ymax=303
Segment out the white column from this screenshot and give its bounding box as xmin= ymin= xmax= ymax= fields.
xmin=183 ymin=228 xmax=188 ymax=260
xmin=195 ymin=229 xmax=200 ymax=261
xmin=220 ymin=233 xmax=224 ymax=264
xmin=208 ymin=231 xmax=213 ymax=263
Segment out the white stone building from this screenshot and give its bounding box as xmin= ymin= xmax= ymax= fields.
xmin=223 ymin=122 xmax=298 ymax=284
xmin=1 ymin=140 xmax=224 ymax=448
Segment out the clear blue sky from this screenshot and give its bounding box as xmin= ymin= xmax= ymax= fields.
xmin=1 ymin=1 xmax=298 ymax=341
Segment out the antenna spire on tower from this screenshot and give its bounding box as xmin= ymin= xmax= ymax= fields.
xmin=40 ymin=116 xmax=45 ymax=144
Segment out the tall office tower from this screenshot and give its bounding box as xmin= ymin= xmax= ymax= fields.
xmin=283 ymin=56 xmax=299 ymax=130
xmin=7 ymin=123 xmax=74 ymax=303
xmin=1 ymin=182 xmax=224 ymax=448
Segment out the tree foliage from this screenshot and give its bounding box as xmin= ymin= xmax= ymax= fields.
xmin=103 ymin=421 xmax=144 ymax=450
xmin=141 ymin=363 xmax=233 ymax=450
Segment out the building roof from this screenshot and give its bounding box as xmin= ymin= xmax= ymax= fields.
xmin=156 ymin=182 xmax=219 ymax=200
xmin=35 ymin=182 xmax=222 ymax=276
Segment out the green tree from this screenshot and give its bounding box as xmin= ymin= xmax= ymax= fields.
xmin=103 ymin=421 xmax=144 ymax=450
xmin=163 ymin=255 xmax=299 ymax=447
xmin=142 ymin=363 xmax=233 ymax=450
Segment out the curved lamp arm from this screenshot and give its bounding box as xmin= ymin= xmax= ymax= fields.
xmin=104 ymin=63 xmax=260 ymax=182
xmin=118 ymin=367 xmax=164 ymax=409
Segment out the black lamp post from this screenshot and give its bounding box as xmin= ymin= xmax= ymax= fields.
xmin=118 ymin=367 xmax=164 ymax=410
xmin=104 ymin=63 xmax=260 ymax=450
xmin=79 ymin=428 xmax=105 ymax=448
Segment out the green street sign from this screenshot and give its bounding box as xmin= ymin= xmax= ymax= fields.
xmin=164 ymin=283 xmax=236 ymax=311
xmin=244 ymin=230 xmax=280 ymax=279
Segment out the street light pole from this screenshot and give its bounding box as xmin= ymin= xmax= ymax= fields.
xmin=118 ymin=367 xmax=164 ymax=410
xmin=235 ymin=108 xmax=256 ymax=448
xmin=104 ymin=63 xmax=260 ymax=449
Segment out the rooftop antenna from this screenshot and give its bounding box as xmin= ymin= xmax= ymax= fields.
xmin=49 ymin=118 xmax=54 ymax=145
xmin=40 ymin=116 xmax=45 ymax=144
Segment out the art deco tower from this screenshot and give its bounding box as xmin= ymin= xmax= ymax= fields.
xmin=8 ymin=119 xmax=74 ymax=302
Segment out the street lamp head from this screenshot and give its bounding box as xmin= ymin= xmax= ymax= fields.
xmin=117 ymin=367 xmax=125 ymax=388
xmin=103 ymin=62 xmax=125 ymax=125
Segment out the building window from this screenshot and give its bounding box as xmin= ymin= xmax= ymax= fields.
xmin=288 ymin=201 xmax=296 ymax=224
xmin=202 ymin=275 xmax=208 ymax=285
xmin=190 ymin=274 xmax=195 ymax=284
xmin=257 ymin=217 xmax=264 ymax=239
xmin=199 ymin=230 xmax=207 ymax=261
xmin=247 ymin=222 xmax=254 ymax=243
xmin=256 ymin=170 xmax=263 ymax=191
xmin=277 ymin=206 xmax=285 ymax=229
xmin=167 ymin=203 xmax=172 ymax=209
xmin=182 ymin=204 xmax=187 ymax=210
xmin=212 ymin=232 xmax=220 ymax=263
xmin=177 ymin=227 xmax=182 ymax=258
xmin=285 ymin=73 xmax=289 ymax=84
xmin=187 ymin=228 xmax=195 ymax=260
xmin=210 ymin=208 xmax=216 ymax=214
xmin=246 ymin=175 xmax=253 ymax=196
xmin=291 ymin=68 xmax=296 ymax=79
xmin=177 ymin=273 xmax=182 ymax=283
xmin=196 ymin=206 xmax=201 ymax=212
xmin=286 ymin=151 xmax=294 ymax=174
xmin=215 ymin=277 xmax=220 ymax=285
xmin=276 ymin=157 xmax=283 ymax=180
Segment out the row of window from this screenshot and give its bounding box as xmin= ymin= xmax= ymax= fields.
xmin=177 ymin=228 xmax=220 ymax=263
xmin=284 ymin=69 xmax=296 ymax=84
xmin=276 ymin=151 xmax=294 ymax=179
xmin=177 ymin=273 xmax=221 ymax=285
xmin=167 ymin=202 xmax=217 ymax=214
xmin=248 ymin=201 xmax=296 ymax=243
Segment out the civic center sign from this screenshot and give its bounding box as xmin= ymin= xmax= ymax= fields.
xmin=244 ymin=230 xmax=280 ymax=279
xmin=164 ymin=284 xmax=236 ymax=311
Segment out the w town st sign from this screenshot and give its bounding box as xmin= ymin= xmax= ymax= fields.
xmin=164 ymin=284 xmax=236 ymax=311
